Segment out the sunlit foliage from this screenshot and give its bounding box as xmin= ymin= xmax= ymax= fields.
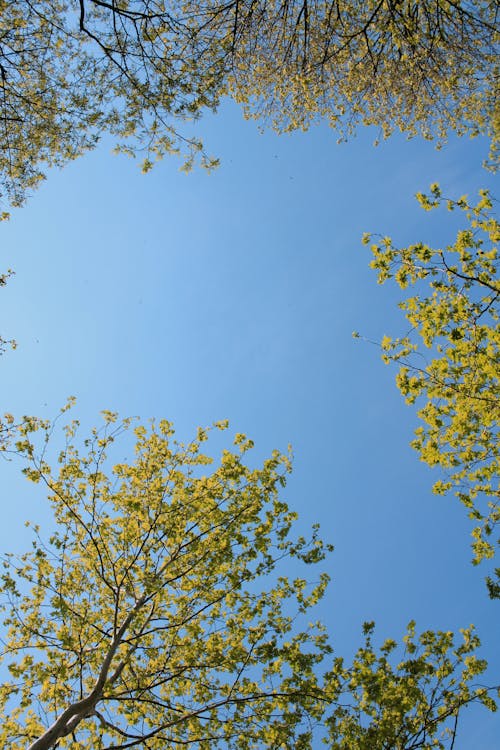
xmin=0 ymin=409 xmax=496 ymax=748
xmin=1 ymin=411 xmax=331 ymax=748
xmin=366 ymin=186 xmax=499 ymax=595
xmin=1 ymin=0 xmax=498 ymax=207
xmin=324 ymin=620 xmax=497 ymax=750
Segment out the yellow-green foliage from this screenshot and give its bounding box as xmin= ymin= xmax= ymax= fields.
xmin=367 ymin=186 xmax=499 ymax=591
xmin=227 ymin=0 xmax=498 ymax=151
xmin=0 ymin=0 xmax=498 ymax=208
xmin=0 ymin=409 xmax=496 ymax=748
xmin=323 ymin=620 xmax=496 ymax=750
xmin=1 ymin=412 xmax=332 ymax=749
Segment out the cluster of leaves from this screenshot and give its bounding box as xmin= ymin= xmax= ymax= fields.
xmin=365 ymin=186 xmax=499 ymax=595
xmin=1 ymin=412 xmax=332 ymax=749
xmin=228 ymin=0 xmax=498 ymax=149
xmin=0 ymin=0 xmax=224 ymax=208
xmin=324 ymin=620 xmax=497 ymax=750
xmin=1 ymin=0 xmax=498 ymax=207
xmin=1 ymin=2 xmax=498 ymax=743
xmin=0 ymin=0 xmax=104 ymax=207
xmin=0 ymin=412 xmax=496 ymax=749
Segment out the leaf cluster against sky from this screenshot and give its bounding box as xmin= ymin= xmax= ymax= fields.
xmin=0 ymin=100 xmax=498 ymax=746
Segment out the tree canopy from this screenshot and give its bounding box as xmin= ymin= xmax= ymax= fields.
xmin=0 ymin=410 xmax=497 ymax=749
xmin=1 ymin=1 xmax=498 ymax=739
xmin=1 ymin=0 xmax=498 ymax=208
xmin=365 ymin=185 xmax=500 ymax=596
xmin=1 ymin=412 xmax=331 ymax=748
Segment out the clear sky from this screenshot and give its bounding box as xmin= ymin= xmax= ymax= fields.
xmin=0 ymin=101 xmax=498 ymax=746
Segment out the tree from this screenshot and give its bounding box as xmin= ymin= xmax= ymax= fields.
xmin=227 ymin=0 xmax=498 ymax=147
xmin=365 ymin=185 xmax=499 ymax=596
xmin=1 ymin=0 xmax=498 ymax=209
xmin=0 ymin=411 xmax=332 ymax=748
xmin=0 ymin=0 xmax=224 ymax=209
xmin=0 ymin=408 xmax=496 ymax=748
xmin=323 ymin=620 xmax=497 ymax=750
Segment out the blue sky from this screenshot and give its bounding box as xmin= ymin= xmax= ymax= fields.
xmin=0 ymin=101 xmax=498 ymax=746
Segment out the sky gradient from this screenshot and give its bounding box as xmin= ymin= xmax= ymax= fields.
xmin=1 ymin=101 xmax=498 ymax=746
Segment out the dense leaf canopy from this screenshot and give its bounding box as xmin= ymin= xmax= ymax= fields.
xmin=0 ymin=410 xmax=497 ymax=748
xmin=1 ymin=413 xmax=331 ymax=748
xmin=0 ymin=0 xmax=498 ymax=207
